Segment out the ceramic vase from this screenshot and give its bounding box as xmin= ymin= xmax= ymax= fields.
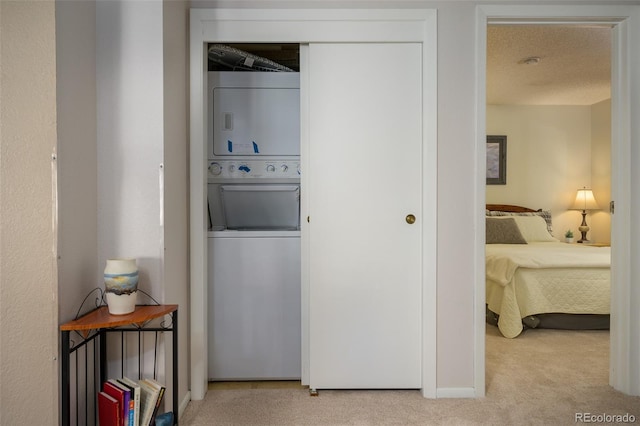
xmin=104 ymin=258 xmax=139 ymax=315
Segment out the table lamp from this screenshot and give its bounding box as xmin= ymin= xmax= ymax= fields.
xmin=571 ymin=187 xmax=600 ymax=243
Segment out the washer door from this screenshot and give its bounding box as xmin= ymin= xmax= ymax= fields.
xmin=220 ymin=184 xmax=300 ymax=230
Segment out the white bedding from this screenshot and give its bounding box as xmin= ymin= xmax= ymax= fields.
xmin=486 ymin=242 xmax=611 ymax=338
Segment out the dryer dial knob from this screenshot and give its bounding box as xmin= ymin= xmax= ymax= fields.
xmin=266 ymin=164 xmax=276 ymax=173
xmin=281 ymin=164 xmax=289 ymax=173
xmin=208 ymin=162 xmax=222 ymax=176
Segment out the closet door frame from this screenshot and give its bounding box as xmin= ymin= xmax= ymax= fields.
xmin=189 ymin=8 xmax=437 ymax=400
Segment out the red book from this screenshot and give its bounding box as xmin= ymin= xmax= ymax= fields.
xmin=103 ymin=381 xmax=127 ymax=426
xmin=98 ymin=391 xmax=120 ymax=426
xmin=107 ymin=379 xmax=132 ymax=426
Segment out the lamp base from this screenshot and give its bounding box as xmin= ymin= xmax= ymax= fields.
xmin=577 ymin=210 xmax=590 ymax=244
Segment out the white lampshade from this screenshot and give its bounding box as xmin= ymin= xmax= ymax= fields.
xmin=572 ymin=188 xmax=600 ymax=211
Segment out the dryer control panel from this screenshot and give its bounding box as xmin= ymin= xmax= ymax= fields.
xmin=208 ymin=160 xmax=300 ymax=180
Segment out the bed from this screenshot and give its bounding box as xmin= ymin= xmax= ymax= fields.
xmin=485 ymin=204 xmax=611 ymax=338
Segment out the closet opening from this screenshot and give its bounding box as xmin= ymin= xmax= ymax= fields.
xmin=205 ymin=43 xmax=304 ymax=390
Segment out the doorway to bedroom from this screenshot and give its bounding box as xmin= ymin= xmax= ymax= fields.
xmin=484 ymin=22 xmax=613 ymax=389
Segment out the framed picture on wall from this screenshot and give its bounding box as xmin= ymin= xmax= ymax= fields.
xmin=486 ymin=135 xmax=507 ymax=185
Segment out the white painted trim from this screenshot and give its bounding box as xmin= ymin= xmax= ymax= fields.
xmin=609 ymin=14 xmax=631 ymax=396
xmin=476 ymin=4 xmax=640 ymax=397
xmin=299 ymin=44 xmax=310 ymax=387
xmin=195 ymin=8 xmax=432 ymax=43
xmin=189 ymin=9 xmax=209 ymax=401
xmin=178 ymin=391 xmax=191 ymax=421
xmin=478 ymin=4 xmax=636 ymax=23
xmin=609 ymin=9 xmax=640 ymax=396
xmin=474 ymin=5 xmax=489 ymax=399
xmin=190 ymin=8 xmax=438 ymax=401
xmin=420 ymin=9 xmax=438 ymax=399
xmin=436 ymin=387 xmax=477 ymax=399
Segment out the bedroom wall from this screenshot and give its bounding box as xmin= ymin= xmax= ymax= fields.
xmin=590 ymin=99 xmax=612 ymax=244
xmin=486 ymin=105 xmax=595 ymax=239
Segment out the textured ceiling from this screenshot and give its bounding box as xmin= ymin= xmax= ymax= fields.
xmin=487 ymin=25 xmax=612 ymax=106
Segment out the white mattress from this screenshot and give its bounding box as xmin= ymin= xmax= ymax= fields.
xmin=486 ymin=243 xmax=610 ymax=338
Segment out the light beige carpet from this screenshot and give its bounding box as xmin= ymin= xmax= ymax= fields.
xmin=180 ymin=326 xmax=639 ymax=425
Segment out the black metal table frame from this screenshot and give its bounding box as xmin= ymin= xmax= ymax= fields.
xmin=61 ymin=309 xmax=178 ymax=426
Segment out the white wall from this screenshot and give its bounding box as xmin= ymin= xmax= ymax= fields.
xmin=591 ymin=99 xmax=612 ymax=244
xmin=188 ymin=1 xmax=639 ymax=394
xmin=486 ymin=105 xmax=593 ymax=239
xmin=96 ymin=0 xmax=191 ymax=414
xmin=0 ymin=1 xmax=59 ymax=423
xmin=96 ymin=0 xmax=164 ymax=300
xmin=486 ymin=103 xmax=612 ymax=243
xmin=435 ymin=3 xmax=477 ymax=388
xmin=187 ymin=2 xmax=480 ymax=392
xmin=56 ymin=0 xmax=99 ymax=323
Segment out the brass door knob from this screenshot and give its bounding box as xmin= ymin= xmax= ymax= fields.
xmin=406 ymin=214 xmax=416 ymax=224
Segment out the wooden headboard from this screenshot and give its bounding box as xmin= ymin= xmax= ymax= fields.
xmin=486 ymin=204 xmax=541 ymax=213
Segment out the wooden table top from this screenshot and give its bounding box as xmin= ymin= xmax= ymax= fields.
xmin=60 ymin=304 xmax=178 ymax=332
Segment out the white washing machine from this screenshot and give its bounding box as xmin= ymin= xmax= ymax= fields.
xmin=207 ymin=159 xmax=301 ymax=380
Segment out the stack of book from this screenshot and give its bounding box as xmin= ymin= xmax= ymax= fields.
xmin=98 ymin=377 xmax=166 ymax=426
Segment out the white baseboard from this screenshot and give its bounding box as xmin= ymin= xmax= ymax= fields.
xmin=178 ymin=391 xmax=192 ymax=419
xmin=436 ymin=387 xmax=477 ymax=398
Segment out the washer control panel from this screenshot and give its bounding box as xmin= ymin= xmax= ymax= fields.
xmin=208 ymin=159 xmax=300 ymax=179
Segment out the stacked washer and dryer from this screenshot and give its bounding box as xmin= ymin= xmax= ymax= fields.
xmin=207 ymin=71 xmax=302 ymax=381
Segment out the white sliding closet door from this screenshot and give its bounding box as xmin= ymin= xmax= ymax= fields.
xmin=308 ymin=43 xmax=423 ymax=389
